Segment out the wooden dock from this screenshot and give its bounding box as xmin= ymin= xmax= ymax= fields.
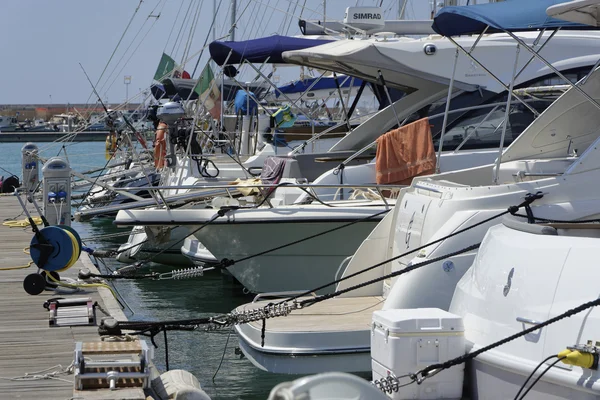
xmin=0 ymin=194 xmax=145 ymax=399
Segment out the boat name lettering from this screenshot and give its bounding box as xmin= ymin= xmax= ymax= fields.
xmin=465 ymin=73 xmax=487 ymax=78
xmin=353 ymin=13 xmax=382 ymax=19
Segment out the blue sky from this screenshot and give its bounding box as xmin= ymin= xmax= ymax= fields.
xmin=0 ymin=0 xmax=432 ymax=105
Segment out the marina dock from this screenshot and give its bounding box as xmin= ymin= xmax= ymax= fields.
xmin=0 ymin=131 xmax=109 ymax=143
xmin=0 ymin=194 xmax=143 ymax=399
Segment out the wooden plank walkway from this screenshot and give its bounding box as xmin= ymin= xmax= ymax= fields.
xmin=0 ymin=194 xmax=142 ymax=399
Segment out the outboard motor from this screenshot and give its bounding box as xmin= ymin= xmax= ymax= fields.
xmin=157 ymin=101 xmax=185 ymax=170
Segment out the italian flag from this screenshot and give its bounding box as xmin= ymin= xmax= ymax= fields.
xmin=194 ymin=63 xmax=222 ymax=120
xmin=153 ymin=53 xmax=176 ymax=81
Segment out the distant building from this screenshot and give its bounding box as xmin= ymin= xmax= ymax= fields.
xmin=0 ymin=103 xmax=142 ymax=121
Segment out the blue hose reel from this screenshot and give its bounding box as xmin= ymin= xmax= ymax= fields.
xmin=24 ymin=225 xmax=82 ymax=295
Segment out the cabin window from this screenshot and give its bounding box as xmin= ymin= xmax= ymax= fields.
xmin=435 ymin=104 xmax=539 ymax=149
xmin=433 ymin=66 xmax=591 ymax=151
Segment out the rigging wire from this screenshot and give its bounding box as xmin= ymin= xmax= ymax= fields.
xmin=163 ymin=0 xmax=187 ymax=55
xmin=85 ymin=0 xmax=144 ymax=106
xmin=98 ymin=0 xmax=166 ymax=97
xmin=172 ymin=0 xmax=196 ymax=61
xmin=190 ymin=0 xmax=225 ymax=77
xmin=104 ymin=3 xmax=168 ymax=95
xmin=181 ymin=0 xmax=205 ymax=68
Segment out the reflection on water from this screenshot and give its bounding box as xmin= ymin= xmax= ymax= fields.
xmin=4 ymin=142 xmax=303 ymax=399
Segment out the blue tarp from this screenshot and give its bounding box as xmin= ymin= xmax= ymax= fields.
xmin=234 ymin=90 xmax=258 ymax=115
xmin=209 ymin=34 xmax=333 ymax=66
xmin=275 ymin=76 xmax=363 ymax=98
xmin=432 ymin=0 xmax=589 ymax=37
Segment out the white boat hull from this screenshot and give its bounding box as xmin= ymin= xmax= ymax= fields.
xmin=116 ymin=226 xmax=193 ymax=267
xmin=117 ymin=204 xmax=388 ymax=293
xmin=189 ymin=213 xmax=383 ymax=294
xmin=450 ymin=221 xmax=600 ymax=399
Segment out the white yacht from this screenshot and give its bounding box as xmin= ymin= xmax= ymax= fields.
xmin=231 ymin=44 xmax=600 ymax=375
xmin=114 ymin=24 xmax=600 ymax=268
xmin=0 ymin=115 xmax=18 ymax=131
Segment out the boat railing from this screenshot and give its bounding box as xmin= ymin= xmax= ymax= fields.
xmin=252 ymin=290 xmax=317 ymax=303
xmin=107 ymin=182 xmax=404 ymax=208
xmin=290 ymin=109 xmax=380 ymax=155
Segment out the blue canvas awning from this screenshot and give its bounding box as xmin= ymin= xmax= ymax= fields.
xmin=275 ymin=76 xmax=364 ymax=98
xmin=209 ymin=35 xmax=333 ymax=66
xmin=432 ymin=0 xmax=589 ymax=37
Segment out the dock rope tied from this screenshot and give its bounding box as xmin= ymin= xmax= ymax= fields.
xmin=372 ymin=296 xmax=600 ymax=397
xmin=96 ymin=193 xmax=543 ymax=347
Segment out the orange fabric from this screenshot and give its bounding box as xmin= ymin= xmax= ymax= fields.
xmin=375 ymin=117 xmax=436 ymax=185
xmin=154 ymin=122 xmax=167 ymax=169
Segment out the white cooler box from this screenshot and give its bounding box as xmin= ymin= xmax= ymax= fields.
xmin=371 ymin=308 xmax=465 ymax=399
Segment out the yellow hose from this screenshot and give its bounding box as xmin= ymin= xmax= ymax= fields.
xmin=45 ymin=272 xmax=118 ymax=300
xmin=2 ymin=217 xmax=43 ymax=228
xmin=58 ymin=229 xmax=79 ymax=272
xmin=0 ymin=247 xmax=33 ymax=271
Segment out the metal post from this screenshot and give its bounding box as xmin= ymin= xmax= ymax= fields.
xmin=453 ymin=105 xmax=500 ymax=153
xmin=447 ymin=36 xmax=539 ymax=117
xmin=493 ymin=44 xmax=520 ymax=185
xmin=505 ymin=30 xmax=600 ymax=113
xmin=513 ymin=29 xmax=553 ymax=82
xmin=436 ymin=48 xmax=459 ymax=173
xmin=333 ymin=72 xmax=351 ymax=131
xmin=581 ymin=56 xmax=600 ymax=87
xmin=213 ymin=0 xmax=217 ymax=41
xmin=347 ymin=81 xmax=367 ymax=121
xmin=377 ymin=71 xmax=401 ymax=127
xmin=246 ymin=62 xmax=318 ymax=125
xmin=323 ymin=0 xmax=326 ymax=30
xmin=230 ymin=0 xmax=237 ymax=41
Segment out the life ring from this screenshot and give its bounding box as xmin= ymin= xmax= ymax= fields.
xmin=154 ymin=122 xmax=167 ymax=169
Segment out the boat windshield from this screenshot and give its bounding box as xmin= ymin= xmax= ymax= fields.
xmin=432 ymin=68 xmax=589 ymax=151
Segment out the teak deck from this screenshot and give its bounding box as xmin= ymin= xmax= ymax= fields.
xmin=0 ymin=195 xmax=141 ymax=399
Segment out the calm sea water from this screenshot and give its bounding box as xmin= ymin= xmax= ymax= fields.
xmin=1 ymin=141 xmax=303 ymax=399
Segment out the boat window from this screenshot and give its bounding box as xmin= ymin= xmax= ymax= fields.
xmin=434 ymin=103 xmax=543 ymax=150
xmin=433 ymin=67 xmax=589 ymax=151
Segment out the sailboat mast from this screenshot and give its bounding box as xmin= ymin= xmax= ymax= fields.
xmin=213 ymin=0 xmax=217 ymax=41
xmin=398 ymin=0 xmax=407 ymax=19
xmin=231 ymin=0 xmax=237 ymax=41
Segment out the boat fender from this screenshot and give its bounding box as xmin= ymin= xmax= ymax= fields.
xmin=154 ymin=122 xmax=168 ymax=169
xmin=151 ymin=369 xmax=211 ymax=400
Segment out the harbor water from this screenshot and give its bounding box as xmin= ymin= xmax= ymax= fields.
xmin=2 ymin=141 xmax=300 ymax=399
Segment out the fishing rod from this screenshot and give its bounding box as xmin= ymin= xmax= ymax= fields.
xmin=79 ymin=63 xmax=168 ymax=207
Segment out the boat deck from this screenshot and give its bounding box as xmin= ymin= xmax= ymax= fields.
xmin=0 ymin=195 xmax=143 ymax=399
xmin=240 ymin=296 xmax=385 ymax=332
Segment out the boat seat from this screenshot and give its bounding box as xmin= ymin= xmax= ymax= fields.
xmin=234 ymin=296 xmax=384 ymax=374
